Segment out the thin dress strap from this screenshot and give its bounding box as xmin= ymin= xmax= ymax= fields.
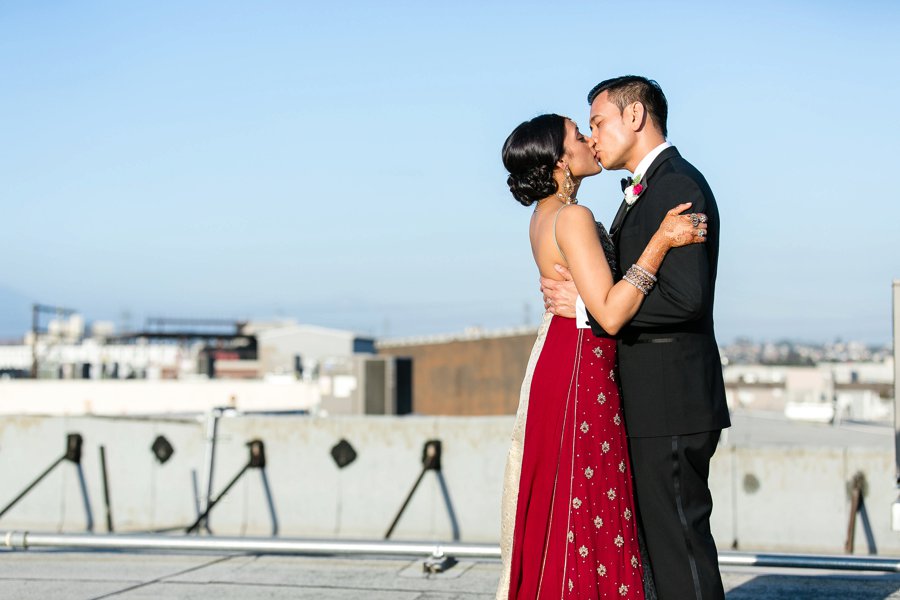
xmin=552 ymin=203 xmax=572 ymax=264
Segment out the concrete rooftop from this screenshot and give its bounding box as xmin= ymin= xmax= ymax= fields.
xmin=2 ymin=549 xmax=900 ymax=599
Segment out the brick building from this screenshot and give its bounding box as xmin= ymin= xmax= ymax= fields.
xmin=377 ymin=327 xmax=537 ymax=415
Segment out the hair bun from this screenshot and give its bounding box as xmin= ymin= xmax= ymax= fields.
xmin=501 ymin=114 xmax=566 ymax=208
xmin=507 ymin=165 xmax=556 ymax=207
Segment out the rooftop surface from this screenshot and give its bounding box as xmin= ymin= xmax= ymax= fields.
xmin=0 ymin=412 xmax=896 ymax=598
xmin=2 ymin=550 xmax=900 ymax=599
xmin=726 ymin=410 xmax=894 ymax=448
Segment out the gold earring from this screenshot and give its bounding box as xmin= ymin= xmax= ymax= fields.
xmin=556 ymin=165 xmax=577 ymax=204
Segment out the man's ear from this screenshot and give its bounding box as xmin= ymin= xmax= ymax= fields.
xmin=626 ymin=101 xmax=646 ymax=132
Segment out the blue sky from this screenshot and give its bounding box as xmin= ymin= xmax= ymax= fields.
xmin=1 ymin=1 xmax=898 ymax=342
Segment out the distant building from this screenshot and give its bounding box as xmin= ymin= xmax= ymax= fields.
xmin=379 ymin=327 xmax=895 ymax=422
xmin=0 ymin=315 xmax=377 ymax=382
xmin=248 ymin=320 xmax=375 ymax=378
xmin=0 ymin=315 xmax=405 ymax=416
xmin=378 ymin=326 xmax=537 ymax=415
xmin=724 ymin=359 xmax=894 ymax=422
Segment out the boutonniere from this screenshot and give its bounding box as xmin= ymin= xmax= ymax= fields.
xmin=624 ymin=174 xmax=645 ymax=206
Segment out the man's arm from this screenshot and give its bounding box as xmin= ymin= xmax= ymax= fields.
xmin=628 ymin=173 xmax=712 ymax=327
xmin=540 ymin=265 xmax=581 ymax=321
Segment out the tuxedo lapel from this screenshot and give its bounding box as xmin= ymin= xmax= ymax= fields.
xmin=641 ymin=146 xmax=679 ymax=186
xmin=609 ymin=199 xmax=629 ymax=242
xmin=610 ymin=146 xmax=681 ymax=241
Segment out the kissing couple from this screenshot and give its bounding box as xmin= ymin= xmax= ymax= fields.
xmin=496 ymin=75 xmax=730 ymax=600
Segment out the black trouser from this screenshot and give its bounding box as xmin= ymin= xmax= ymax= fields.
xmin=629 ymin=431 xmax=724 ymax=600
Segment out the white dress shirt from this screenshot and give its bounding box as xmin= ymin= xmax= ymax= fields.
xmin=574 ymin=141 xmax=673 ymax=329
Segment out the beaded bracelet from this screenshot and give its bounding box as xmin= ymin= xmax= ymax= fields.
xmin=623 ymin=263 xmax=657 ymax=295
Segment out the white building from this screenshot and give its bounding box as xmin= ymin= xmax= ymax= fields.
xmin=248 ymin=320 xmax=375 ymax=378
xmin=0 ymin=316 xmax=398 ymax=416
xmin=724 ymin=359 xmax=894 ymax=423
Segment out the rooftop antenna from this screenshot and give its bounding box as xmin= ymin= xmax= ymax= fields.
xmin=30 ymin=303 xmax=76 ymax=378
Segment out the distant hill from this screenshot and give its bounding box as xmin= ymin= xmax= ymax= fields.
xmin=0 ymin=285 xmax=33 ymax=340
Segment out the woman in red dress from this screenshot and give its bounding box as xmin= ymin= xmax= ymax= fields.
xmin=496 ymin=114 xmax=707 ymax=599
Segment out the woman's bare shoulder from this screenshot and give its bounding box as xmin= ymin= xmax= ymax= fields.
xmin=555 ymin=203 xmax=596 ymax=229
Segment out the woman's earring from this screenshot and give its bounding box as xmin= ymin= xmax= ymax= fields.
xmin=557 ymin=165 xmax=576 ymax=204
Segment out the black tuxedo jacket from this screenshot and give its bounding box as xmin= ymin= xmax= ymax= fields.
xmin=588 ymin=146 xmax=730 ymax=437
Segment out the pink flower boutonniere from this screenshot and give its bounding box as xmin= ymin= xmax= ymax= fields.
xmin=624 ymin=174 xmax=646 ymax=206
xmin=625 ymin=175 xmax=647 ymax=207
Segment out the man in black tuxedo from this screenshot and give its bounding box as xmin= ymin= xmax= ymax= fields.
xmin=541 ymin=75 xmax=730 ymax=600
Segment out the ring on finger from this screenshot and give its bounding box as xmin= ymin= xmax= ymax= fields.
xmin=697 ymin=229 xmax=707 ymax=238
xmin=690 ymin=213 xmax=700 ymax=228
xmin=699 ymin=214 xmax=708 ymax=224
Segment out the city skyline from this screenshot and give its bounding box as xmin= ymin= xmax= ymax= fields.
xmin=2 ymin=1 xmax=898 ymax=343
xmin=0 ymin=290 xmax=895 ymax=349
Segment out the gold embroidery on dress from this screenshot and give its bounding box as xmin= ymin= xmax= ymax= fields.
xmin=557 ymin=329 xmax=583 ymax=598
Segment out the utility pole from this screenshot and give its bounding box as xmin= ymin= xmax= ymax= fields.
xmin=893 ymin=281 xmax=899 ymax=485
xmin=891 ymin=281 xmax=900 ymax=531
xmin=31 ymin=304 xmax=39 ymax=378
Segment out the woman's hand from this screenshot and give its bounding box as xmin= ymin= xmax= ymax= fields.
xmin=658 ymin=202 xmax=708 ymax=248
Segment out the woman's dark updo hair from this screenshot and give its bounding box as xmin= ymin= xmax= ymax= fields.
xmin=502 ymin=113 xmax=567 ymax=207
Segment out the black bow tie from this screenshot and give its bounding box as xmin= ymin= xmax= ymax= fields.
xmin=620 ymin=177 xmax=630 ymax=193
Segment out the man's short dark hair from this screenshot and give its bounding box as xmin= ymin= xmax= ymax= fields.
xmin=587 ymin=76 xmax=668 ymax=138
